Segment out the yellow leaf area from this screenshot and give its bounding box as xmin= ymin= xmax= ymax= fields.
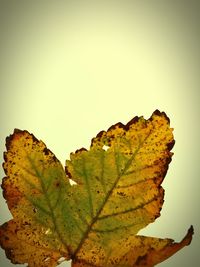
xmin=0 ymin=110 xmax=193 ymax=267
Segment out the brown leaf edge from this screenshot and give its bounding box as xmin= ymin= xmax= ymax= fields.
xmin=133 ymin=226 xmax=194 ymax=267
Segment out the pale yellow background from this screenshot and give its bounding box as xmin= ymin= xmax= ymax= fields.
xmin=0 ymin=1 xmax=199 ymax=266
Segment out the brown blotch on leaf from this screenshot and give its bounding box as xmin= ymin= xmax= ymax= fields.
xmin=135 ymin=253 xmax=148 ymax=265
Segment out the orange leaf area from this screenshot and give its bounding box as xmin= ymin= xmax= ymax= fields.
xmin=0 ymin=110 xmax=193 ymax=266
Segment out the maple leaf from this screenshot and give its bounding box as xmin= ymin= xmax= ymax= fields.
xmin=0 ymin=110 xmax=193 ymax=267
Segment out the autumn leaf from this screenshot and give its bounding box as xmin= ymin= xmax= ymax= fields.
xmin=0 ymin=110 xmax=193 ymax=267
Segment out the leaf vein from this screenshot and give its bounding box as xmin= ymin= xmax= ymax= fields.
xmin=98 ymin=196 xmax=157 ymax=220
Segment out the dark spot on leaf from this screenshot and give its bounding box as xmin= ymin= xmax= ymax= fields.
xmin=65 ymin=166 xmax=72 ymax=178
xmin=117 ymin=191 xmax=126 ymax=197
xmin=33 ymin=208 xmax=37 ymax=213
xmin=135 ymin=254 xmax=148 ymax=265
xmin=55 ymin=181 xmax=60 ymax=187
xmin=43 ymin=147 xmax=50 ymax=155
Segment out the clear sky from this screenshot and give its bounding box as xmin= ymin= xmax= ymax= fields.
xmin=0 ymin=1 xmax=199 ymax=266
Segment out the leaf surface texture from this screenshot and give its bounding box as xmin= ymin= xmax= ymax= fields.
xmin=0 ymin=110 xmax=193 ymax=266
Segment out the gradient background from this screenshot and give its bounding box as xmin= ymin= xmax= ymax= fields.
xmin=0 ymin=1 xmax=199 ymax=266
